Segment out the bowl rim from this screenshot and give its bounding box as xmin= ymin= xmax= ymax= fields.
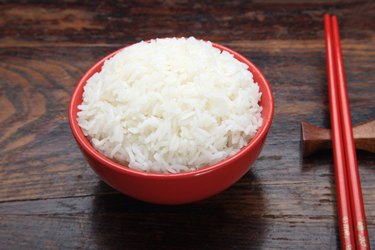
xmin=68 ymin=39 xmax=274 ymax=180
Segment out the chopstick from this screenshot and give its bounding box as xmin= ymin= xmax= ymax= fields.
xmin=324 ymin=14 xmax=355 ymax=249
xmin=330 ymin=15 xmax=370 ymax=250
xmin=324 ymin=14 xmax=370 ymax=250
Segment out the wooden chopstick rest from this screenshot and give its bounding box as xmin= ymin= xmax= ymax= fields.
xmin=301 ymin=119 xmax=375 ymax=157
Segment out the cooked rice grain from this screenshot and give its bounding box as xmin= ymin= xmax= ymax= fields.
xmin=77 ymin=37 xmax=262 ymax=173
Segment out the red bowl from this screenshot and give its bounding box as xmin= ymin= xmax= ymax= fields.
xmin=69 ymin=41 xmax=274 ymax=204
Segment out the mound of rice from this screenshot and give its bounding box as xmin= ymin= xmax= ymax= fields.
xmin=77 ymin=37 xmax=262 ymax=173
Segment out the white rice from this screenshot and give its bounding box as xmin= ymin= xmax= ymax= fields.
xmin=77 ymin=37 xmax=262 ymax=173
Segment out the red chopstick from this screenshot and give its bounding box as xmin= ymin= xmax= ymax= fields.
xmin=331 ymin=15 xmax=370 ymax=250
xmin=324 ymin=14 xmax=355 ymax=249
xmin=324 ymin=14 xmax=370 ymax=250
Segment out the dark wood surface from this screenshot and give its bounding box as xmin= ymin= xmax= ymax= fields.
xmin=1 ymin=1 xmax=374 ymax=249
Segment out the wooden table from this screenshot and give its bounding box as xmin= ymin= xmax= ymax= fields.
xmin=1 ymin=1 xmax=374 ymax=249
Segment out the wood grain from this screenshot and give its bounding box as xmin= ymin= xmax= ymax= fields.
xmin=0 ymin=0 xmax=374 ymax=46
xmin=0 ymin=1 xmax=375 ymax=249
xmin=301 ymin=119 xmax=375 ymax=156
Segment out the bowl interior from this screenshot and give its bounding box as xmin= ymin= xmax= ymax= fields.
xmin=69 ymin=41 xmax=274 ymax=178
